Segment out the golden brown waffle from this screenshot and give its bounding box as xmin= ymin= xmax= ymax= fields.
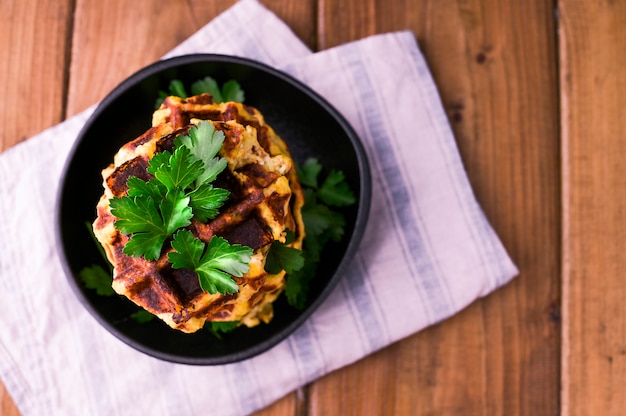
xmin=93 ymin=94 xmax=305 ymax=333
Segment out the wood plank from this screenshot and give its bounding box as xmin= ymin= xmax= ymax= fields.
xmin=560 ymin=1 xmax=626 ymax=415
xmin=0 ymin=0 xmax=569 ymax=414
xmin=0 ymin=383 xmax=20 ymax=416
xmin=66 ymin=0 xmax=238 ymax=116
xmin=66 ymin=0 xmax=318 ymax=117
xmin=0 ymin=0 xmax=73 ymax=414
xmin=312 ymin=0 xmax=561 ymax=414
xmin=262 ymin=0 xmax=318 ymax=50
xmin=0 ymin=0 xmax=73 ymax=149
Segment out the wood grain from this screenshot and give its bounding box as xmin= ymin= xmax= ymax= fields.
xmin=11 ymin=0 xmax=622 ymax=414
xmin=0 ymin=0 xmax=73 ymax=413
xmin=560 ymin=1 xmax=626 ymax=415
xmin=66 ymin=0 xmax=238 ymax=116
xmin=0 ymin=382 xmax=19 ymax=416
xmin=66 ymin=0 xmax=318 ymax=117
xmin=0 ymin=0 xmax=73 ymax=149
xmin=312 ymin=0 xmax=561 ymax=414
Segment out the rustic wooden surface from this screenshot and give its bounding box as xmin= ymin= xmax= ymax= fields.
xmin=559 ymin=1 xmax=626 ymax=415
xmin=1 ymin=0 xmax=623 ymax=414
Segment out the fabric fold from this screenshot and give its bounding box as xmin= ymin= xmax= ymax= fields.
xmin=0 ymin=0 xmax=517 ymax=415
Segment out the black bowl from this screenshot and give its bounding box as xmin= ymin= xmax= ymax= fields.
xmin=56 ymin=54 xmax=371 ymax=365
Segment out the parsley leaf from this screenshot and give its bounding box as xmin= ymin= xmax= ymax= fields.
xmin=79 ymin=265 xmax=115 ymax=296
xmin=147 ymin=146 xmax=204 ymax=192
xmin=297 ymin=158 xmax=322 ymax=189
xmin=191 ymin=77 xmax=221 ymax=101
xmin=284 ymin=255 xmax=316 ymax=310
xmin=265 ymin=243 xmax=305 ymax=275
xmin=206 ymin=321 xmax=240 ymax=339
xmin=318 ymin=170 xmax=356 ymax=207
xmin=155 ymin=77 xmax=245 ymax=108
xmin=188 ymin=184 xmax=230 ymax=223
xmin=79 ymin=221 xmax=114 ymax=295
xmin=110 ymin=188 xmax=193 ymax=260
xmin=111 ymin=122 xmax=231 ymax=261
xmin=168 ymin=230 xmax=253 ymax=295
xmin=284 ymin=158 xmax=356 ymax=310
xmin=126 ymin=176 xmax=165 ymax=199
xmin=191 ymin=77 xmax=245 ymax=103
xmin=220 ymin=80 xmax=245 ymax=103
xmin=130 ymin=310 xmax=156 ymax=323
xmin=177 ymin=121 xmax=228 ymax=186
xmin=169 ymin=79 xmax=188 ymax=99
xmin=301 ymin=203 xmax=346 ymax=242
xmin=265 ymin=230 xmax=305 ymax=275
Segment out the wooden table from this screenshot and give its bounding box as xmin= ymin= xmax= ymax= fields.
xmin=1 ymin=1 xmax=624 ymax=414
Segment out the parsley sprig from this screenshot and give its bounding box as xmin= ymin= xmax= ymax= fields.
xmin=264 ymin=229 xmax=305 ymax=275
xmin=169 ymin=230 xmax=252 ymax=295
xmin=156 ymin=77 xmax=245 ymax=108
xmin=283 ymin=158 xmax=356 ymax=309
xmin=79 ymin=222 xmax=115 ymax=295
xmin=110 ymin=120 xmax=253 ymax=294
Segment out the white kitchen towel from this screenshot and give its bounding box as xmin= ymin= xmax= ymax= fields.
xmin=0 ymin=0 xmax=518 ymax=415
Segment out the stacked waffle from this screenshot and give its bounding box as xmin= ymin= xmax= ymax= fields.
xmin=93 ymin=94 xmax=305 ymax=333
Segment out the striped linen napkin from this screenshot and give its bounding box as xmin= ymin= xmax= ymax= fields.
xmin=0 ymin=0 xmax=518 ymax=414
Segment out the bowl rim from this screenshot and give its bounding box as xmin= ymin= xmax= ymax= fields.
xmin=55 ymin=53 xmax=372 ymax=365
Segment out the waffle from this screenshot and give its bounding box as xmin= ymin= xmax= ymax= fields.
xmin=93 ymin=94 xmax=305 ymax=333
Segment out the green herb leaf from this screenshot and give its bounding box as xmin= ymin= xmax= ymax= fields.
xmin=191 ymin=77 xmax=245 ymax=103
xmin=111 ymin=121 xmax=233 ymax=261
xmin=156 ymin=77 xmax=245 ymax=109
xmin=130 ymin=310 xmax=156 ymax=323
xmin=169 ymin=79 xmax=188 ymax=99
xmin=297 ymin=158 xmax=322 ymax=189
xmin=301 ymin=203 xmax=346 ymax=242
xmin=206 ymin=321 xmax=240 ymax=339
xmin=318 ymin=170 xmax=356 ymax=207
xmin=191 ymin=77 xmax=222 ymax=101
xmin=220 ymin=80 xmax=245 ymax=103
xmin=79 ymin=265 xmax=115 ymax=296
xmin=147 ymin=146 xmax=204 ymax=192
xmin=188 ymin=183 xmax=230 ymax=223
xmin=284 ymin=259 xmax=316 ymax=310
xmin=265 ymin=230 xmax=305 ymax=275
xmin=283 ymin=158 xmax=356 ymax=310
xmin=168 ymin=230 xmax=253 ymax=295
xmin=110 ymin=188 xmax=193 ymax=260
xmin=177 ymin=121 xmax=228 ymax=186
xmin=126 ymin=176 xmax=165 ymax=200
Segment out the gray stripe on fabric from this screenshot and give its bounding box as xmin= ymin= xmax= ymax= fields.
xmin=288 ymin=321 xmax=326 ymax=382
xmin=336 ymin=64 xmax=433 ymax=323
xmin=227 ymin=360 xmax=263 ymax=415
xmin=340 ymin=45 xmax=453 ymax=319
xmin=338 ymin=278 xmax=368 ymax=354
xmin=398 ymin=34 xmax=508 ymax=289
xmin=222 ymin=364 xmax=247 ymax=416
xmin=344 ymin=253 xmax=388 ymax=351
xmin=286 ymin=334 xmax=305 ymax=384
